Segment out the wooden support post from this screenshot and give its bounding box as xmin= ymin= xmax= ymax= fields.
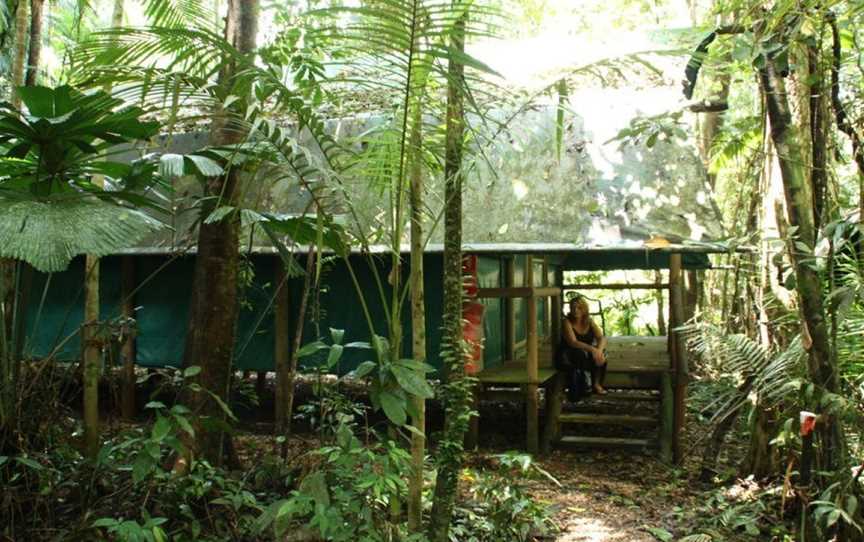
xmin=274 ymin=262 xmax=290 ymax=440
xmin=525 ymin=256 xmax=539 ymax=454
xmin=541 ymin=372 xmax=565 ymax=454
xmin=504 ymin=258 xmax=515 ymax=362
xmin=256 ymin=371 xmax=267 ymax=403
xmin=120 ymin=256 xmax=136 ymax=420
xmin=659 ymin=372 xmax=674 ymax=463
xmin=669 ymin=253 xmax=688 ymax=464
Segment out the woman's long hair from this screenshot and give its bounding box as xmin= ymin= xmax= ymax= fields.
xmin=568 ymin=295 xmax=590 ymax=326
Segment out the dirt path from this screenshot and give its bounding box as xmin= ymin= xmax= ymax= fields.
xmin=527 ymin=449 xmax=695 ymax=541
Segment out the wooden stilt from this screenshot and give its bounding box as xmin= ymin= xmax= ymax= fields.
xmin=256 ymin=370 xmax=267 ymax=403
xmin=525 ymin=383 xmax=539 ymax=454
xmin=669 ymin=253 xmax=688 ymax=464
xmin=525 ymin=256 xmax=539 ymax=454
xmin=659 ymin=372 xmax=674 ymax=463
xmin=504 ymin=258 xmax=515 ymax=361
xmin=121 ymin=256 xmax=137 ymax=420
xmin=541 ymin=372 xmax=565 ymax=454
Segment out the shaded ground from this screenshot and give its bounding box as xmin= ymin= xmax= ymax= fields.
xmin=531 ymin=449 xmax=684 ymax=541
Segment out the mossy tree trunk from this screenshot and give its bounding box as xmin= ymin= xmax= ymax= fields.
xmin=429 ymin=4 xmax=470 ymax=540
xmin=184 ymin=0 xmax=258 ymax=467
xmin=758 ymin=49 xmax=846 ymax=475
xmin=407 ymin=105 xmax=427 ymax=531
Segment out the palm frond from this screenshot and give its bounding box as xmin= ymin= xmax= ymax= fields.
xmin=141 ymin=0 xmax=218 ymax=32
xmin=0 ymin=198 xmax=164 ymax=272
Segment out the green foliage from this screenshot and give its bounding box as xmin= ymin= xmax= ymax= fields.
xmin=607 ymin=110 xmax=688 ymax=149
xmin=0 ymin=85 xmax=166 ymax=271
xmin=449 ymin=453 xmax=555 ymax=542
xmin=258 ymin=422 xmax=418 ymax=542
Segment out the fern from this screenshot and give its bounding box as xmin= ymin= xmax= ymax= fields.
xmin=682 ymin=323 xmax=807 ymax=424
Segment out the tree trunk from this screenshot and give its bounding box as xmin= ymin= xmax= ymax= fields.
xmin=82 ymin=255 xmax=100 ymax=458
xmin=808 ymin=44 xmax=828 ymax=232
xmin=429 ymin=4 xmax=468 ymax=540
xmin=111 ymin=0 xmax=124 ymax=27
xmin=1 ymin=0 xmax=31 ymax=400
xmin=273 ymin=261 xmax=290 ymax=451
xmin=11 ymin=0 xmax=28 ymax=107
xmin=829 ymin=16 xmax=864 ymax=233
xmin=184 ymin=0 xmax=258 ymax=467
xmin=758 ymin=52 xmax=846 ymax=473
xmin=24 ymin=0 xmax=44 ymax=86
xmin=280 ymin=250 xmax=314 ymax=457
xmin=121 ymin=256 xmax=137 ymax=420
xmin=407 ymin=104 xmax=427 ymax=531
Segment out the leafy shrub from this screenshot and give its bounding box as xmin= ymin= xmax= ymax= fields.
xmin=257 ymin=421 xmax=420 ymax=542
xmin=449 ymin=453 xmax=556 ymax=542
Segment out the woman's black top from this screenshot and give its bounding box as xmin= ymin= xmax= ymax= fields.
xmin=556 ymin=318 xmax=597 ymax=369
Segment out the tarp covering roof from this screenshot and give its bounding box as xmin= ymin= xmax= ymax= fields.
xmin=111 ymin=241 xmax=732 ymax=269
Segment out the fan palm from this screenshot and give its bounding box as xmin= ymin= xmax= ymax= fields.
xmin=0 ymin=85 xmax=166 ymax=272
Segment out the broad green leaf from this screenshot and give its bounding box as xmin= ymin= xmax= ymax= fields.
xmin=187 ymin=154 xmax=223 ymax=177
xmin=326 ymin=344 xmax=344 ymax=368
xmin=184 ymin=366 xmax=202 ymax=378
xmin=352 ymin=361 xmax=377 ymax=378
xmin=391 ymin=365 xmax=434 ymax=398
xmin=151 ymin=416 xmax=171 ymax=441
xmin=14 ymin=456 xmax=42 ymax=470
xmin=297 ymin=341 xmax=328 ymax=358
xmin=379 ymin=391 xmax=407 ymax=426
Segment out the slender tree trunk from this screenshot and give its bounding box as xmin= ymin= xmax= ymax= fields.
xmin=1 ymin=1 xmax=30 ymax=405
xmin=429 ymin=4 xmax=469 ymax=540
xmin=111 ymin=0 xmax=124 ymax=27
xmin=24 ymin=0 xmax=44 ymax=86
xmin=11 ymin=0 xmax=28 ymax=107
xmin=184 ymin=0 xmax=258 ymax=467
xmin=758 ymin=52 xmax=846 ymax=473
xmin=407 ymin=105 xmax=427 ymax=531
xmin=808 ymin=44 xmax=828 ymax=232
xmin=273 ymin=260 xmax=290 ymax=451
xmin=281 ymin=250 xmax=314 ymax=456
xmin=829 ymin=16 xmax=864 ymax=234
xmin=120 ymin=257 xmax=136 ymax=420
xmin=82 ymin=255 xmax=100 ymax=458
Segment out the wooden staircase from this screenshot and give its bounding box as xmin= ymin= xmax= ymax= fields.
xmin=542 ymin=336 xmax=674 ymax=457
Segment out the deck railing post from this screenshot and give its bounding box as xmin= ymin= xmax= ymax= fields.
xmin=504 ymin=257 xmax=515 ymax=362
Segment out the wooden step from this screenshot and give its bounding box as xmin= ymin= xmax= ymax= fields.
xmin=586 ymin=390 xmax=660 ymax=401
xmin=559 ymin=435 xmax=656 ymax=449
xmin=558 ymin=413 xmax=656 ymax=426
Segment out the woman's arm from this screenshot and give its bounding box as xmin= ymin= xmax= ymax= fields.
xmin=563 ymin=319 xmax=600 ymax=353
xmin=592 ymin=319 xmax=607 ymax=351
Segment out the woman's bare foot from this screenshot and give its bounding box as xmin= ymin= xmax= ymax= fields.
xmin=593 ymin=384 xmax=607 ymax=395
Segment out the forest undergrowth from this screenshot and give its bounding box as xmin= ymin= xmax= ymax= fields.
xmin=0 ymin=363 xmax=820 ymax=542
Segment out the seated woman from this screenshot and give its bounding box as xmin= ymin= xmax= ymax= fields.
xmin=557 ymin=295 xmax=608 ymax=400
